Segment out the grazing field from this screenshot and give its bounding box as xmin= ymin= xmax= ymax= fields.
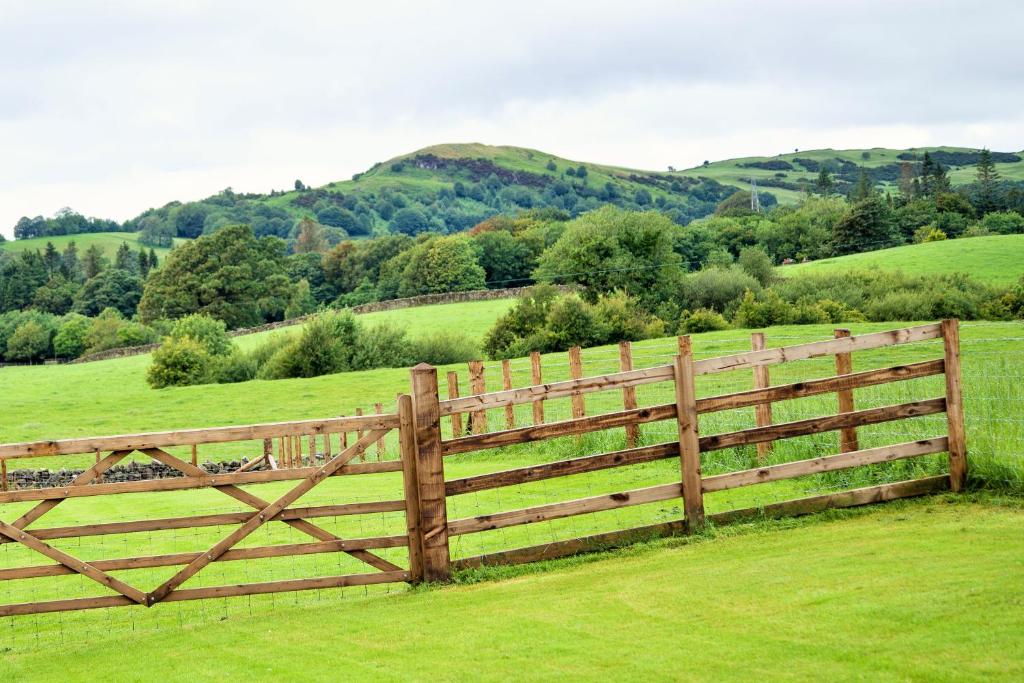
xmin=782 ymin=234 xmax=1024 ymax=286
xmin=2 ymin=497 xmax=1022 ymax=681
xmin=0 ymin=231 xmax=182 ymax=258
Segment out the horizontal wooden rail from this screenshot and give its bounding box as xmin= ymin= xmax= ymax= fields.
xmin=0 ymin=571 xmax=409 ymax=618
xmin=447 ymin=482 xmax=682 ymax=536
xmin=0 ymin=500 xmax=408 ymax=545
xmin=698 ymin=397 xmax=946 ymax=452
xmin=693 ymin=323 xmax=942 ymax=375
xmin=696 ymin=359 xmax=945 ymax=414
xmin=701 ymin=437 xmax=949 ymax=493
xmin=445 ymin=442 xmax=679 ymax=496
xmin=442 ymin=404 xmax=676 ymax=456
xmin=0 ymin=459 xmax=403 ymax=504
xmin=439 ymin=365 xmax=674 ymax=416
xmin=0 ymin=536 xmax=409 ymax=581
xmin=0 ymin=415 xmax=399 ymax=460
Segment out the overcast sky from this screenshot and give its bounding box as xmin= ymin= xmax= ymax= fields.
xmin=1 ymin=0 xmax=1021 ymax=236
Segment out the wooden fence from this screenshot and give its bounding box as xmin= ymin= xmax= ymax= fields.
xmin=0 ymin=320 xmax=966 ymax=615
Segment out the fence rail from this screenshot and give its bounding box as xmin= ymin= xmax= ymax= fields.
xmin=0 ymin=320 xmax=967 ymax=617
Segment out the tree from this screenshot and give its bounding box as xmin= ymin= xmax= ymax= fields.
xmin=148 ymin=249 xmax=159 ymax=271
xmin=737 ymin=246 xmax=774 ymax=286
xmin=6 ymin=320 xmax=50 ymax=361
xmin=61 ymin=241 xmax=83 ymax=282
xmin=83 ymin=244 xmax=106 ymax=279
xmin=315 ymin=206 xmax=358 ymax=233
xmin=74 ymin=268 xmax=144 ymax=317
xmin=138 ymin=214 xmax=175 ymax=247
xmin=32 ymin=277 xmax=76 ymax=315
xmin=975 ymin=148 xmax=1002 ymax=215
xmin=138 ymin=247 xmax=152 ymax=277
xmin=43 ymin=242 xmax=61 ymax=277
xmin=138 ymin=224 xmax=295 ymax=328
xmin=472 ymin=230 xmax=537 ymax=288
xmin=852 ymin=169 xmax=873 ymax=201
xmin=831 ymin=195 xmax=898 ymax=256
xmin=293 ymin=217 xmax=329 ymax=253
xmin=174 ymin=204 xmax=209 ymax=239
xmin=390 ymin=207 xmax=431 ymax=236
xmin=294 ymin=179 xmax=306 ymax=191
xmin=0 ymin=251 xmax=48 ymax=312
xmin=816 ymin=168 xmax=834 ymax=197
xmin=53 ymin=313 xmax=91 ymax=358
xmin=898 ymin=162 xmax=915 ymax=200
xmin=114 ymin=242 xmax=136 ymax=272
xmin=168 ymin=314 xmax=233 ymax=356
xmin=395 ymin=236 xmax=486 ymax=298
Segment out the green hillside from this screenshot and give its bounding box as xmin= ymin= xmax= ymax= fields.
xmin=782 ymin=234 xmax=1024 ymax=286
xmin=0 ymin=231 xmax=180 ymax=258
xmin=675 ymin=146 xmax=1024 ymax=204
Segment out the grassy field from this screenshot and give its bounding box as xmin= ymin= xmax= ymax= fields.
xmin=0 ymin=231 xmax=182 ymax=258
xmin=2 ymin=496 xmax=1022 ymax=681
xmin=781 ymin=234 xmax=1024 ymax=286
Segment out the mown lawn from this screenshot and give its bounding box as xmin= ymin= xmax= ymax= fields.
xmin=2 ymin=496 xmax=1022 ymax=682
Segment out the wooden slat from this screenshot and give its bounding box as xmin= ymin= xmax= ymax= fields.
xmin=11 ymin=450 xmax=129 ymax=528
xmin=702 ymin=438 xmax=949 ymax=492
xmin=699 ymin=397 xmax=947 ymax=453
xmin=440 ymin=363 xmax=674 ymax=416
xmin=447 ymin=371 xmax=463 ymax=437
xmin=375 ymin=404 xmax=385 ymax=459
xmin=693 ymin=323 xmax=942 ymax=375
xmin=501 ymin=359 xmax=515 ymax=429
xmin=447 ymin=482 xmax=682 ymax=536
xmin=411 ymin=364 xmax=450 ymax=582
xmin=619 ymin=341 xmax=639 ymax=448
xmin=445 ymin=442 xmax=679 ymax=496
xmin=468 ymin=360 xmax=488 ymax=434
xmin=441 ymin=404 xmax=677 ymax=456
xmin=0 ymin=536 xmax=409 ymax=581
xmin=0 ymin=414 xmax=400 ymax=460
xmin=834 ymin=329 xmax=859 ymax=452
xmin=751 ymin=333 xmax=773 ymax=461
xmin=568 ymin=346 xmax=586 ymax=419
xmin=0 ymin=500 xmax=407 ymax=545
xmin=398 ymin=394 xmax=424 ymax=583
xmin=674 ymin=337 xmax=705 ymax=531
xmin=696 ymin=359 xmax=944 ymax=415
xmin=942 ymin=319 xmax=968 ymax=492
xmin=530 ymin=351 xmax=544 ymax=425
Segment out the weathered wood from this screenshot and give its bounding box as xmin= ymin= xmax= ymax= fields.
xmin=410 ymin=364 xmax=450 ymax=582
xmin=236 ymin=452 xmax=268 ymax=473
xmin=10 ymin=451 xmax=128 ymax=529
xmin=190 ymin=444 xmax=198 ymax=467
xmin=0 ymin=537 xmax=409 ymax=581
xmin=442 ymin=404 xmax=677 ymax=456
xmin=355 ymin=408 xmax=364 ymax=462
xmin=942 ymin=319 xmax=968 ymax=492
xmin=750 ymin=333 xmax=773 ymax=461
xmin=0 ymin=414 xmax=399 ymax=460
xmin=440 ymin=364 xmax=674 ymax=416
xmin=834 ymin=329 xmax=859 ymax=453
xmin=374 ymin=403 xmax=385 ymax=459
xmin=530 ymin=351 xmax=544 ymax=425
xmin=568 ymin=346 xmax=586 ymax=419
xmin=699 ymin=397 xmax=946 ymax=452
xmin=674 ymin=336 xmax=705 ymax=531
xmin=619 ymin=341 xmax=639 ymax=448
xmin=468 ymin=360 xmax=488 ymax=434
xmin=693 ymin=323 xmax=943 ymax=376
xmin=447 ymin=482 xmax=681 ymax=536
xmin=696 ymin=360 xmax=944 ymax=414
xmin=0 ymin=458 xmax=6 ymax=492
xmin=501 ymin=359 xmax=515 ymax=429
xmin=445 ymin=442 xmax=679 ymax=496
xmin=446 ymin=371 xmax=464 ymax=437
xmin=702 ymin=438 xmax=949 ymax=492
xmin=397 ymin=394 xmax=424 ymax=583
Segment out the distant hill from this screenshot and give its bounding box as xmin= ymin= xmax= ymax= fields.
xmin=0 ymin=231 xmax=181 ymax=258
xmin=781 ymin=234 xmax=1024 ymax=286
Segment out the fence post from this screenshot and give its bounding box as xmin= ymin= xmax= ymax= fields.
xmin=619 ymin=341 xmax=639 ymax=448
xmin=375 ymin=402 xmax=385 ymax=460
xmin=674 ymin=336 xmax=705 ymax=532
xmin=468 ymin=360 xmax=488 ymax=434
xmin=568 ymin=346 xmax=586 ymax=419
xmin=410 ymin=363 xmax=451 ymax=581
xmin=834 ymin=328 xmax=859 ymax=453
xmin=750 ymin=333 xmax=772 ymax=462
xmin=446 ymin=371 xmax=463 ymax=437
xmin=941 ymin=319 xmax=967 ymax=492
xmin=501 ymin=359 xmax=515 ymax=429
xmin=397 ymin=394 xmax=425 ymax=583
xmin=530 ymin=351 xmax=544 ymax=425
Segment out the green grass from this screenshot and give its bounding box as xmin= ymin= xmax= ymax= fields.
xmin=781 ymin=234 xmax=1024 ymax=286
xmin=2 ymin=496 xmax=1022 ymax=681
xmin=0 ymin=231 xmax=183 ymax=258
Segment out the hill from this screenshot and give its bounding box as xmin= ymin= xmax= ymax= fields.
xmin=782 ymin=234 xmax=1024 ymax=286
xmin=0 ymin=231 xmax=181 ymax=258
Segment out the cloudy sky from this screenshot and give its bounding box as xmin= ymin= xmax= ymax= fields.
xmin=1 ymin=0 xmax=1021 ymax=236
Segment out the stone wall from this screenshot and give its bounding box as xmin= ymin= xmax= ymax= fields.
xmin=7 ymin=458 xmax=267 ymax=490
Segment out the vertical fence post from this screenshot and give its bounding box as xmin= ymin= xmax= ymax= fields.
xmin=834 ymin=328 xmax=859 ymax=453
xmin=1 ymin=459 xmax=7 ymax=492
xmin=468 ymin=360 xmax=488 ymax=434
xmin=375 ymin=402 xmax=385 ymax=460
xmin=568 ymin=346 xmax=586 ymax=419
xmin=530 ymin=351 xmax=544 ymax=425
xmin=674 ymin=336 xmax=705 ymax=532
xmin=446 ymin=371 xmax=463 ymax=437
xmin=397 ymin=394 xmax=425 ymax=583
xmin=941 ymin=319 xmax=968 ymax=492
xmin=355 ymin=408 xmax=364 ymax=461
xmin=619 ymin=341 xmax=639 ymax=448
xmin=750 ymin=333 xmax=772 ymax=462
xmin=410 ymin=364 xmax=451 ymax=582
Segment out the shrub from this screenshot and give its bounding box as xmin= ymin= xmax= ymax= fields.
xmin=980 ymin=210 xmax=1024 ymax=235
xmin=7 ymin=321 xmax=51 ymax=361
xmin=544 ymin=295 xmax=611 ymax=350
xmin=683 ymin=267 xmax=762 ymax=313
xmin=737 ymin=246 xmax=774 ymax=286
xmin=212 ymin=349 xmax=258 ymax=384
xmin=733 ymin=290 xmax=798 ymax=328
xmin=116 ymin=321 xmax=158 ymax=348
xmin=147 ymin=337 xmax=212 ymax=388
xmin=169 ymin=314 xmax=232 ymax=356
xmin=351 ymin=323 xmax=413 ymax=370
xmin=679 ymin=308 xmax=730 ymax=334
xmin=594 ymin=291 xmax=664 ymax=341
xmin=408 ymin=331 xmax=479 ymax=365
xmin=84 ymin=308 xmax=125 ymax=355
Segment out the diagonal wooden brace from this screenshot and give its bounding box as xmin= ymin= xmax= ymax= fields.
xmin=141 ymin=446 xmax=401 ymax=574
xmin=13 ymin=450 xmax=131 ymax=530
xmin=147 ymin=429 xmax=394 ymax=605
xmin=0 ymin=519 xmax=147 ymax=605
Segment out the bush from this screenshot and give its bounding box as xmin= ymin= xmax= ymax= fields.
xmin=594 ymin=291 xmax=665 ymax=341
xmin=212 ymin=349 xmax=258 ymax=384
xmin=679 ymin=308 xmax=730 ymax=334
xmin=351 ymin=323 xmax=413 ymax=370
xmin=116 ymin=321 xmax=158 ymax=348
xmin=169 ymin=314 xmax=232 ymax=356
xmin=53 ymin=314 xmax=91 ymax=358
xmin=683 ymin=267 xmax=762 ymax=313
xmin=544 ymin=295 xmax=611 ymax=350
xmin=408 ymin=331 xmax=478 ymax=365
xmin=7 ymin=321 xmax=51 ymax=361
xmin=737 ymin=246 xmax=774 ymax=286
xmin=84 ymin=308 xmax=125 ymax=355
xmin=733 ymin=290 xmax=798 ymax=328
xmin=147 ymin=337 xmax=212 ymax=388
xmin=980 ymin=211 xmax=1024 ymax=235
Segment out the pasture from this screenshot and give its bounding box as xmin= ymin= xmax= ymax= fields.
xmin=0 ymin=231 xmax=181 ymax=259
